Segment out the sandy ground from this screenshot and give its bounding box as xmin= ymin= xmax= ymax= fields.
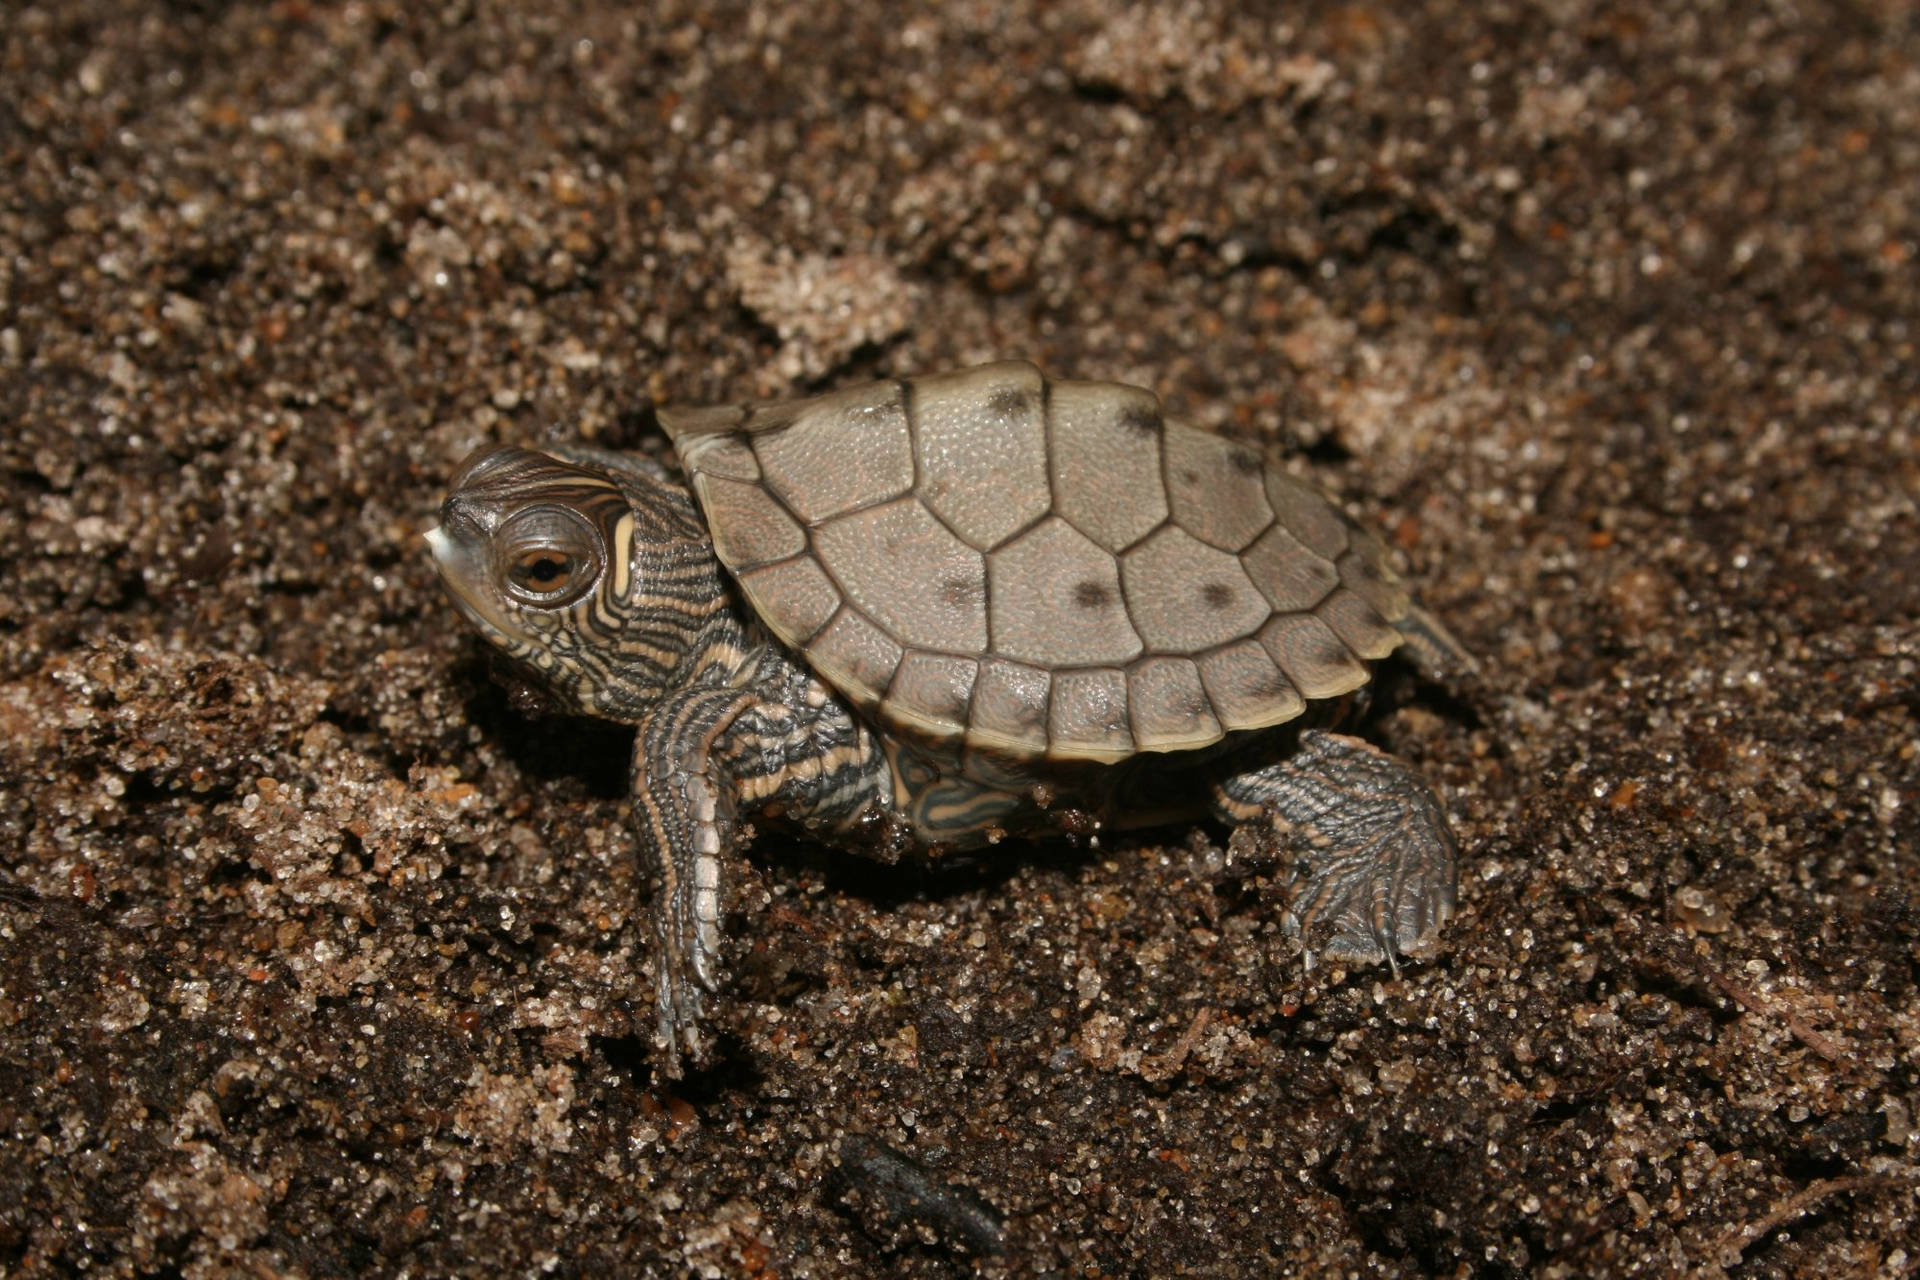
xmin=3 ymin=1 xmax=1917 ymax=1275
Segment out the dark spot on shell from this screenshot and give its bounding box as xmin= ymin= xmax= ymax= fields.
xmin=940 ymin=574 xmax=983 ymax=606
xmin=1178 ymin=469 xmax=1199 ymax=485
xmin=1202 ymin=583 xmax=1236 ymax=609
xmin=930 ymin=681 xmax=971 ymax=717
xmin=1229 ymin=448 xmax=1264 ymax=475
xmin=1073 ymin=580 xmax=1112 ymax=609
xmin=1118 ymin=403 xmax=1162 ymax=435
xmin=1316 ymin=640 xmax=1354 ymax=671
xmin=1265 ymin=669 xmax=1301 ymax=698
xmin=989 ymin=387 xmax=1034 ymax=420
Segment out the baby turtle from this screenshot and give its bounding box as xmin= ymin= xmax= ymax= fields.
xmin=427 ymin=361 xmax=1470 ymax=1074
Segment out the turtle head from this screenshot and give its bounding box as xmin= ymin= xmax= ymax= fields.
xmin=428 ymin=444 xmax=680 ymax=722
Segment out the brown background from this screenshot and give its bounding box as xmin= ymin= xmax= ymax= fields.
xmin=3 ymin=1 xmax=1917 ymax=1274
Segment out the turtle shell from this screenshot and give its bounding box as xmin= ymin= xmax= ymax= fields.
xmin=662 ymin=361 xmax=1414 ymax=764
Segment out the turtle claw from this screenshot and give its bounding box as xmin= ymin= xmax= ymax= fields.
xmin=1336 ymin=918 xmax=1404 ymax=980
xmin=1382 ymin=940 xmax=1404 ymax=981
xmin=652 ymin=940 xmax=710 ymax=1077
xmin=651 ymin=886 xmax=722 ymax=1077
xmin=692 ymin=920 xmax=723 ymax=991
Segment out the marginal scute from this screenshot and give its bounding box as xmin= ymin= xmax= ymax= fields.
xmin=1120 ymin=525 xmax=1267 ymax=654
xmin=677 ymin=433 xmax=761 ymax=481
xmin=966 ymin=658 xmax=1052 ymax=757
xmin=1318 ymin=587 xmax=1404 ymax=660
xmin=1163 ymin=422 xmax=1274 ymax=551
xmin=693 ymin=473 xmax=805 ymax=570
xmin=1048 ymin=667 xmax=1133 ymax=761
xmin=884 ymin=652 xmax=978 ymax=744
xmin=736 ymin=557 xmax=841 ymax=645
xmin=1196 ymin=641 xmax=1304 ymax=732
xmin=988 ymin=517 xmax=1143 ymax=667
xmin=910 ymin=362 xmax=1052 ymax=550
xmin=658 ymin=402 xmax=753 ymax=438
xmin=815 ymin=497 xmax=988 ymax=652
xmin=1260 ymin=613 xmax=1369 ymax=699
xmin=1241 ymin=523 xmax=1340 ymax=613
xmin=755 ymin=380 xmax=914 ymax=523
xmin=1337 ymin=545 xmax=1410 ymax=621
xmin=1048 ymin=380 xmax=1168 ymax=551
xmin=1127 ymin=656 xmax=1225 ymax=752
xmin=1265 ymin=469 xmax=1350 ymax=559
xmin=806 ymin=609 xmax=904 ymax=708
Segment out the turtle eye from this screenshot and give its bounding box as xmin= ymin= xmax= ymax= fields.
xmin=496 ymin=506 xmax=602 ymax=607
xmin=510 ymin=548 xmax=575 ymax=592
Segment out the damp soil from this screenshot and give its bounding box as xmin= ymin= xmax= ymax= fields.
xmin=2 ymin=2 xmax=1917 ymax=1275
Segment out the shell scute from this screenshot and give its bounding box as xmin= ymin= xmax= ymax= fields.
xmin=1260 ymin=613 xmax=1370 ymax=699
xmin=1196 ymin=641 xmax=1303 ymax=732
xmin=1265 ymin=469 xmax=1350 ymax=559
xmin=807 ymin=609 xmax=903 ymax=707
xmin=1242 ymin=523 xmax=1340 ymax=613
xmin=736 ymin=557 xmax=840 ymax=645
xmin=885 ymin=652 xmax=978 ymax=744
xmin=1319 ymin=587 xmax=1405 ymax=661
xmin=1120 ymin=525 xmax=1268 ymax=654
xmin=1048 ymin=667 xmax=1134 ymax=761
xmin=988 ymin=517 xmax=1143 ymax=667
xmin=692 ymin=473 xmax=805 ymax=570
xmin=1163 ymin=423 xmax=1273 ymax=552
xmin=910 ymin=362 xmax=1051 ymax=551
xmin=756 ymin=381 xmax=913 ymax=523
xmin=1336 ymin=544 xmax=1411 ymax=621
xmin=1126 ymin=656 xmax=1223 ymax=753
xmin=967 ymin=657 xmax=1052 ymax=757
xmin=815 ymin=497 xmax=988 ymax=653
xmin=1048 ymin=380 xmax=1168 ymax=551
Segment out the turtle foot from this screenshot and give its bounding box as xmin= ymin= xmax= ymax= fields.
xmin=1218 ymin=730 xmax=1459 ymax=968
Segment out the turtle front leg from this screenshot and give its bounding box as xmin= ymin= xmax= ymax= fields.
xmin=1213 ymin=729 xmax=1459 ymax=969
xmin=631 ymin=687 xmax=757 ymax=1076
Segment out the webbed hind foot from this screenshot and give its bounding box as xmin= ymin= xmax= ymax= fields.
xmin=1215 ymin=729 xmax=1458 ymax=967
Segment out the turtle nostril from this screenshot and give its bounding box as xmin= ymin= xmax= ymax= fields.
xmin=436 ymin=484 xmax=516 ymax=556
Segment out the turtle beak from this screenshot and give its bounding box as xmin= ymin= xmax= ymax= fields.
xmin=422 ymin=520 xmax=469 ymax=585
xmin=424 ymin=517 xmax=518 ymax=640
